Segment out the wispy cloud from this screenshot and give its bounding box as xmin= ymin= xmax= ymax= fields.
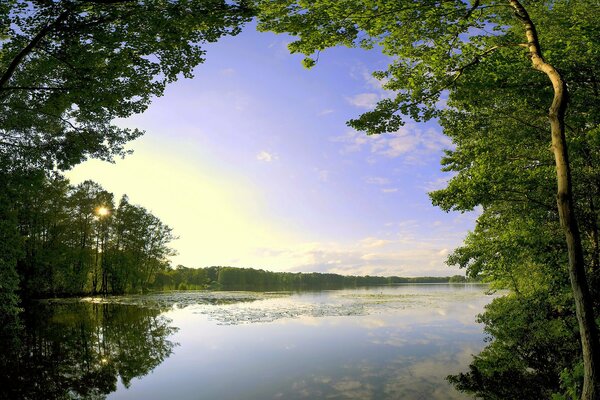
xmin=362 ymin=70 xmax=389 ymax=91
xmin=360 ymin=237 xmax=393 ymax=248
xmin=332 ymin=124 xmax=452 ymax=164
xmin=345 ymin=66 xmax=394 ymax=110
xmin=420 ymin=176 xmax=452 ymax=192
xmin=256 ymin=151 xmax=278 ymax=162
xmin=346 ymin=92 xmax=380 ymax=109
xmin=315 ymin=168 xmax=331 ymax=182
xmin=220 ymin=68 xmax=236 ymax=76
xmin=318 ymin=108 xmax=335 ymax=116
xmin=381 ymin=188 xmax=399 ymax=193
xmin=365 ymin=176 xmax=390 ymax=185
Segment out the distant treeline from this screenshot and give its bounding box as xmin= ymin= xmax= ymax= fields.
xmin=151 ymin=265 xmax=476 ymax=291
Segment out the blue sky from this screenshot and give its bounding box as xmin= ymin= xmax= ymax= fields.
xmin=66 ymin=24 xmax=477 ymax=277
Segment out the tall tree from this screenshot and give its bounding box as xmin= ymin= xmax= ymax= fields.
xmin=255 ymin=0 xmax=600 ymax=397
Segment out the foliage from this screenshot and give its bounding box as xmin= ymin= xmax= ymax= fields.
xmin=0 ymin=0 xmax=253 ymax=170
xmin=449 ymin=292 xmax=580 ymax=399
xmin=13 ymin=175 xmax=176 ymax=297
xmin=149 ymin=265 xmax=474 ymax=291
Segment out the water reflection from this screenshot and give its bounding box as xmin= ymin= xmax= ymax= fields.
xmin=2 ymin=285 xmax=493 ymax=400
xmin=0 ymin=302 xmax=177 ymax=400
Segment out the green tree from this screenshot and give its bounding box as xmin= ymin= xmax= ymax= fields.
xmin=67 ymin=180 xmax=111 ymax=293
xmin=110 ymin=196 xmax=176 ymax=293
xmin=255 ymin=0 xmax=600 ymax=397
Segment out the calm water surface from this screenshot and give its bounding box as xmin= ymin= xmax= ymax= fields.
xmin=3 ymin=284 xmax=495 ymax=400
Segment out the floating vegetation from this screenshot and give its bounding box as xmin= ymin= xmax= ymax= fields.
xmin=192 ymin=301 xmax=369 ymax=325
xmin=74 ymin=291 xmax=289 ymax=310
xmin=40 ymin=287 xmax=496 ymax=326
xmin=189 ymin=288 xmax=495 ymax=325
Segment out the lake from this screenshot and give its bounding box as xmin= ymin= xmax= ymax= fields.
xmin=2 ymin=284 xmax=495 ymax=400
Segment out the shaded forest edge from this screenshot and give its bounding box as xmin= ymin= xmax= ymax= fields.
xmin=152 ymin=265 xmax=478 ymax=292
xmin=8 ymin=173 xmax=176 ymax=300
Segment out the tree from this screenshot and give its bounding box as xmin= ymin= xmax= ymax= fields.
xmin=67 ymin=180 xmax=111 ymax=293
xmin=109 ymin=196 xmax=176 ymax=293
xmin=255 ymin=0 xmax=600 ymax=397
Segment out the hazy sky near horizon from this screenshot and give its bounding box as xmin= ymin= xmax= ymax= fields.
xmin=66 ymin=23 xmax=477 ymax=277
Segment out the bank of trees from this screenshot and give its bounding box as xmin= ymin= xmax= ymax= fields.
xmin=15 ymin=175 xmax=176 ymax=297
xmin=150 ymin=265 xmax=468 ymax=291
xmin=255 ymin=0 xmax=600 ymax=398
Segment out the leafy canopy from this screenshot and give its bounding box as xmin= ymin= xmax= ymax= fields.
xmin=0 ymin=0 xmax=252 ymax=170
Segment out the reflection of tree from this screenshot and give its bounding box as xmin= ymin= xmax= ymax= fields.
xmin=0 ymin=302 xmax=178 ymax=400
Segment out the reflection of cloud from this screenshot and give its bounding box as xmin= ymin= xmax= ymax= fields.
xmin=383 ymin=347 xmax=479 ymax=400
xmin=332 ymin=378 xmax=375 ymax=399
xmin=169 ymin=286 xmax=495 ymax=400
xmin=284 ymin=344 xmax=477 ymax=400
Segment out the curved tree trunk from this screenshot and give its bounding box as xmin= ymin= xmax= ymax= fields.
xmin=508 ymin=1 xmax=600 ymax=398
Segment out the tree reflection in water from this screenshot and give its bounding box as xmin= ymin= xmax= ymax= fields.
xmin=0 ymin=301 xmax=178 ymax=400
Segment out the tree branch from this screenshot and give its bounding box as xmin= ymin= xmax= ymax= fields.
xmin=0 ymin=10 xmax=71 ymax=90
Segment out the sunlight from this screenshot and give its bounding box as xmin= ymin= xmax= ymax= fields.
xmin=96 ymin=206 xmax=110 ymax=217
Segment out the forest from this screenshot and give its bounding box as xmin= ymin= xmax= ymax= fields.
xmin=12 ymin=174 xmax=176 ymax=298
xmin=151 ymin=265 xmax=470 ymax=291
xmin=1 ymin=0 xmax=599 ymax=399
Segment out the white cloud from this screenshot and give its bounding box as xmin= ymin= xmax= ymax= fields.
xmin=331 ymin=130 xmax=369 ymax=154
xmin=345 ymin=66 xmax=395 ymax=110
xmin=360 ymin=237 xmax=393 ymax=248
xmin=364 ymin=72 xmax=387 ymax=91
xmin=318 ymin=108 xmax=335 ymax=116
xmin=346 ymin=92 xmax=380 ymax=109
xmin=420 ymin=176 xmax=452 ymax=192
xmin=220 ymin=68 xmax=236 ymax=76
xmin=256 ymin=151 xmax=278 ymax=162
xmin=315 ymin=168 xmax=331 ymax=182
xmin=381 ymin=188 xmax=399 ymax=193
xmin=365 ymin=176 xmax=390 ymax=185
xmin=244 ymin=228 xmax=465 ymax=277
xmin=332 ymin=124 xmax=452 ymax=164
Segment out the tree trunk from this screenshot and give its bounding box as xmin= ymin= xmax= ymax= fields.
xmin=508 ymin=1 xmax=600 ymax=398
